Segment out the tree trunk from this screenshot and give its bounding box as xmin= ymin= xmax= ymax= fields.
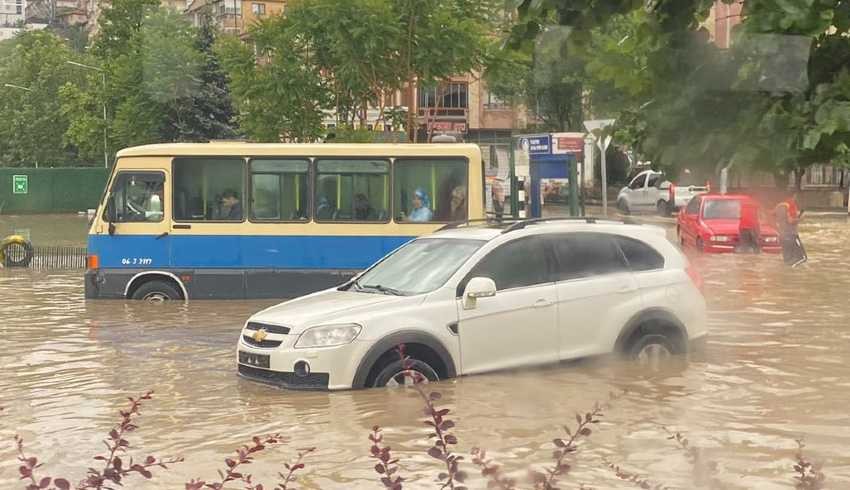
xmin=795 ymin=168 xmax=805 ymax=191
xmin=408 ymin=77 xmax=417 ymax=142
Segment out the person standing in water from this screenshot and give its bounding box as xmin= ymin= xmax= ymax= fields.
xmin=774 ymin=192 xmax=806 ymax=266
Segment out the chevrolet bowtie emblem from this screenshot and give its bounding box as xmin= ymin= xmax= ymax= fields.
xmin=252 ymin=328 xmax=268 ymax=342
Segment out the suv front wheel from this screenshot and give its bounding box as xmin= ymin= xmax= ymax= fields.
xmin=629 ymin=334 xmax=676 ymax=367
xmin=372 ymin=359 xmax=439 ymax=388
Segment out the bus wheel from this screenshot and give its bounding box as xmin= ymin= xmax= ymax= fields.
xmin=131 ymin=280 xmax=181 ymax=302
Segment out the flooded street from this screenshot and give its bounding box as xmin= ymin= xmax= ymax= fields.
xmin=2 ymin=215 xmax=850 ymax=489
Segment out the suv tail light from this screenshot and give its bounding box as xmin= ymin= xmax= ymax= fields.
xmin=705 ymin=180 xmax=711 ymax=192
xmin=669 ymin=183 xmax=676 ymax=203
xmin=686 ymin=262 xmax=704 ymax=293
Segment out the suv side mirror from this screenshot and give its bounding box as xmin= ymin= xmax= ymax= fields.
xmin=463 ymin=277 xmax=496 ymax=310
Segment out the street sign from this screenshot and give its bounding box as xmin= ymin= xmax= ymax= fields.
xmin=12 ymin=175 xmax=27 ymax=194
xmin=518 ymin=135 xmax=551 ymax=155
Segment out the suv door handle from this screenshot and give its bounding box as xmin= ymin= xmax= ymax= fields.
xmin=616 ymin=285 xmax=637 ymax=294
xmin=532 ymin=299 xmax=553 ymax=308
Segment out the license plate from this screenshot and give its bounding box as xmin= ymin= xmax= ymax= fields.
xmin=239 ymin=351 xmax=270 ymax=369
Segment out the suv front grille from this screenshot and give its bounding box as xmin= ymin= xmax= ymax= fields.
xmin=245 ymin=322 xmax=290 ymax=335
xmin=242 ymin=335 xmax=283 ymax=348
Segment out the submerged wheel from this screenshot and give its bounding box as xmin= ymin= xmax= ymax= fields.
xmin=131 ymin=280 xmax=181 ymax=302
xmin=657 ymin=200 xmax=671 ymax=217
xmin=372 ymin=358 xmax=439 ymax=388
xmin=617 ymin=199 xmax=631 ymax=215
xmin=629 ymin=333 xmax=675 ymax=368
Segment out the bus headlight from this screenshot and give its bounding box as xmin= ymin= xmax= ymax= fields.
xmin=295 ymin=324 xmax=362 ymax=348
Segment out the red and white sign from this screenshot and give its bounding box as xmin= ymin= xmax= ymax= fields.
xmin=551 ymin=132 xmax=585 ymax=155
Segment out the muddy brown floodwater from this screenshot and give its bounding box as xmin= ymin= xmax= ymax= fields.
xmin=1 ymin=214 xmax=850 ymax=489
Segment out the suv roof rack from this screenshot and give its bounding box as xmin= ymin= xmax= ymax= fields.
xmin=500 ymin=216 xmax=638 ymax=234
xmin=437 ymin=215 xmax=523 ymax=231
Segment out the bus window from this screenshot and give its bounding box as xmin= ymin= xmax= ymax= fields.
xmin=173 ymin=158 xmax=245 ymax=221
xmin=250 ymin=159 xmax=310 ymax=221
xmin=394 ymin=158 xmax=468 ymax=223
xmin=314 ymin=159 xmax=390 ymax=222
xmin=106 ymin=172 xmax=164 ymax=223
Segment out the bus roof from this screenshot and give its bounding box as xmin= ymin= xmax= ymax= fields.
xmin=116 ymin=142 xmax=483 ymax=159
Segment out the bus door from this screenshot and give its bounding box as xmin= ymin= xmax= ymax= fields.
xmin=96 ymin=170 xmax=171 ymax=270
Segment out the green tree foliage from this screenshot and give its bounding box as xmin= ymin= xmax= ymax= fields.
xmin=0 ymin=31 xmax=90 ymax=166
xmin=234 ymin=0 xmax=499 ymax=139
xmin=215 ymin=22 xmax=329 ymax=141
xmin=503 ymin=0 xmax=850 ymax=183
xmin=63 ymin=2 xmax=236 ymax=162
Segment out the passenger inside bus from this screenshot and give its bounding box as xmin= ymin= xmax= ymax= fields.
xmin=220 ymin=190 xmax=242 ymax=220
xmin=449 ymin=185 xmax=467 ymax=222
xmin=408 ymin=188 xmax=433 ymax=222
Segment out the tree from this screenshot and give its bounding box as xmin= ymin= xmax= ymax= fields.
xmin=64 ymin=3 xmax=231 ymax=157
xmin=0 ymin=31 xmax=90 ymax=166
xmin=284 ymin=0 xmax=404 ymax=128
xmin=504 ymin=0 xmax=850 ymax=186
xmin=215 ymin=20 xmax=329 ymax=142
xmin=166 ymin=14 xmax=237 ymax=141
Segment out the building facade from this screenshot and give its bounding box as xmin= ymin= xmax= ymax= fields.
xmin=185 ymin=0 xmax=285 ymax=33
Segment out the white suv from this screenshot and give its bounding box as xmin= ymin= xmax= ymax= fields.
xmin=236 ymin=218 xmax=707 ymax=390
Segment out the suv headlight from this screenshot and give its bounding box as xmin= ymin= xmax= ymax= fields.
xmin=295 ymin=323 xmax=362 ymax=348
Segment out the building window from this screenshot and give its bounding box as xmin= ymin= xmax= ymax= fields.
xmin=484 ymin=90 xmax=509 ymax=110
xmin=252 ymin=3 xmax=266 ymax=15
xmin=418 ymin=83 xmax=468 ymax=109
xmin=220 ymin=0 xmax=241 ymax=15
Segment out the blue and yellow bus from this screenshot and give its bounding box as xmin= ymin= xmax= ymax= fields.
xmin=85 ymin=143 xmax=485 ymax=300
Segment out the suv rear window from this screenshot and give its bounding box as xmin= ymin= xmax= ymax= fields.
xmin=549 ymin=233 xmax=629 ymax=281
xmin=616 ymin=236 xmax=664 ymax=271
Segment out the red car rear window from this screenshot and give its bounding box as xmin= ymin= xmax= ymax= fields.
xmin=703 ymin=200 xmax=741 ymax=219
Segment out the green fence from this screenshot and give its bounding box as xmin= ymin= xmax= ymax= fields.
xmin=0 ymin=168 xmax=109 ymax=214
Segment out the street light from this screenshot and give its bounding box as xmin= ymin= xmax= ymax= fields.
xmin=583 ymin=119 xmax=616 ymax=216
xmin=3 ymin=83 xmax=32 ymax=92
xmin=66 ymin=61 xmax=109 ymax=168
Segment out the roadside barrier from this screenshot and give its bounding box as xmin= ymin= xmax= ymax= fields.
xmin=1 ymin=236 xmax=86 ymax=269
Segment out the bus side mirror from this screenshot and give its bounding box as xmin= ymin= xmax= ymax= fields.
xmin=105 ymin=197 xmax=117 ymax=235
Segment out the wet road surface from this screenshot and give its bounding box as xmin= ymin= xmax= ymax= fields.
xmin=1 ymin=214 xmax=849 ymax=489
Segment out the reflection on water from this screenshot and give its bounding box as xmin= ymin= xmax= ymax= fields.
xmin=2 ymin=216 xmax=850 ymax=489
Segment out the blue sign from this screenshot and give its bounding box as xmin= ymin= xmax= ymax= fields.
xmin=518 ymin=135 xmax=551 ymax=155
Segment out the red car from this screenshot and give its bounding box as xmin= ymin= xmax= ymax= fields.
xmin=677 ymin=194 xmax=781 ymax=253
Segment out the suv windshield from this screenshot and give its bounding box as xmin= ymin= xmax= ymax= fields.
xmin=352 ymin=238 xmax=484 ymax=296
xmin=702 ymin=199 xmax=741 ymax=220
